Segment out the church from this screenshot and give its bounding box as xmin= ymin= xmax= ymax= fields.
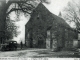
xmin=25 ymin=3 xmax=77 ymax=51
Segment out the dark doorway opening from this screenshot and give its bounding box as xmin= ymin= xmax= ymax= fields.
xmin=29 ymin=38 xmax=33 ymax=48
xmin=38 ymin=40 xmax=44 ymax=48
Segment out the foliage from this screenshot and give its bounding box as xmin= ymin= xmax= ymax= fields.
xmin=0 ymin=0 xmax=50 ymax=40
xmin=63 ymin=0 xmax=80 ymax=30
xmin=5 ymin=17 xmax=20 ymax=39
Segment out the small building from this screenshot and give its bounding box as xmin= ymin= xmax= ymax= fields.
xmin=25 ymin=3 xmax=77 ymax=50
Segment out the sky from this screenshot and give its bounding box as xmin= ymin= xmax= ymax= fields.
xmin=43 ymin=0 xmax=71 ymax=15
xmin=9 ymin=0 xmax=75 ymax=43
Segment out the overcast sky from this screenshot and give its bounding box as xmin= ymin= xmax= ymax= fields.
xmin=43 ymin=0 xmax=71 ymax=15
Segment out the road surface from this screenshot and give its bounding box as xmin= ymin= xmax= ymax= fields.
xmin=0 ymin=49 xmax=79 ymax=58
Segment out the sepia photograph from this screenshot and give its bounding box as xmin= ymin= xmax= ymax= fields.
xmin=0 ymin=0 xmax=80 ymax=58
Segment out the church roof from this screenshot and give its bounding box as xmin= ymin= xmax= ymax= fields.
xmin=26 ymin=3 xmax=71 ymax=30
xmin=34 ymin=3 xmax=71 ymax=28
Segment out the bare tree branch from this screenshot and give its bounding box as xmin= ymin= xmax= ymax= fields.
xmin=63 ymin=0 xmax=80 ymax=30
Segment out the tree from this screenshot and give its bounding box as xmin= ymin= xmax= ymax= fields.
xmin=5 ymin=0 xmax=51 ymax=16
xmin=0 ymin=0 xmax=37 ymax=40
xmin=0 ymin=0 xmax=50 ymax=40
xmin=1 ymin=0 xmax=51 ymax=23
xmin=63 ymin=0 xmax=80 ymax=32
xmin=5 ymin=17 xmax=20 ymax=40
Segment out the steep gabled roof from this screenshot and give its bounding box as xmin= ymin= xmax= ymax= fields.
xmin=51 ymin=13 xmax=71 ymax=28
xmin=34 ymin=3 xmax=71 ymax=28
xmin=26 ymin=3 xmax=71 ymax=30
